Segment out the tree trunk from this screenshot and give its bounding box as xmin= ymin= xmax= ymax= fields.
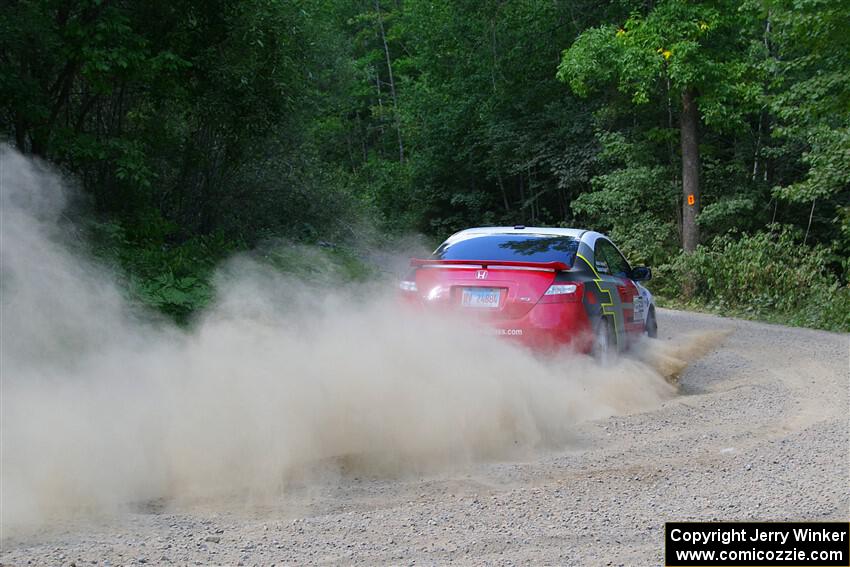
xmin=496 ymin=168 xmax=510 ymax=212
xmin=803 ymin=198 xmax=815 ymax=246
xmin=680 ymin=88 xmax=700 ymax=253
xmin=13 ymin=114 xmax=28 ymax=152
xmin=375 ymin=0 xmax=404 ymax=163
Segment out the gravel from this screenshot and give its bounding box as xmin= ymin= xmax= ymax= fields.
xmin=2 ymin=309 xmax=848 ymax=566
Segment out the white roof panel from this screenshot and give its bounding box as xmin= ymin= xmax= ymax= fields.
xmin=443 ymin=226 xmax=589 ymax=244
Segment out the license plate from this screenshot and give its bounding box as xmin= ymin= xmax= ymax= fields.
xmin=461 ymin=287 xmax=501 ymax=309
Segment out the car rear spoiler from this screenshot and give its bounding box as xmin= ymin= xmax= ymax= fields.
xmin=410 ymin=258 xmax=570 ymax=271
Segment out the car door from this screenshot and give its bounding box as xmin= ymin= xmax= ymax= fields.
xmin=590 ymin=239 xmax=623 ymax=346
xmin=594 ymin=239 xmax=643 ymax=335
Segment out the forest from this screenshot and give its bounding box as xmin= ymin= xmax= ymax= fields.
xmin=2 ymin=0 xmax=848 ymax=330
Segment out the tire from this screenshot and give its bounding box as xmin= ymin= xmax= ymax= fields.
xmin=591 ymin=316 xmax=615 ymax=362
xmin=645 ymin=307 xmax=658 ymax=338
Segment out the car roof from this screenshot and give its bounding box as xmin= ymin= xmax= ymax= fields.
xmin=443 ymin=226 xmax=602 ymax=245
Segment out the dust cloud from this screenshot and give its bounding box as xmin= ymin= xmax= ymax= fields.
xmin=0 ymin=146 xmax=700 ymax=532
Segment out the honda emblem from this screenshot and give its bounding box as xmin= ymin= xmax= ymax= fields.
xmin=476 ymin=270 xmax=488 ymax=280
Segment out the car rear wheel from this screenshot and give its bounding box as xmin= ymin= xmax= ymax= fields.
xmin=645 ymin=307 xmax=658 ymax=338
xmin=591 ymin=316 xmax=615 ymax=362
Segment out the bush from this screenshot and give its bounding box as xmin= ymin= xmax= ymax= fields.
xmin=88 ymin=219 xmax=235 ymax=323
xmin=653 ymin=227 xmax=850 ymax=332
xmin=88 ymin=218 xmax=375 ymax=324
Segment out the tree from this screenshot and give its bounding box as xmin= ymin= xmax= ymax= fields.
xmin=0 ymin=0 xmax=326 ymax=239
xmin=558 ymin=1 xmax=762 ymax=252
xmin=764 ymin=0 xmax=850 ymax=255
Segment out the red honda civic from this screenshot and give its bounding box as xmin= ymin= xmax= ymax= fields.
xmin=400 ymin=226 xmax=657 ymax=355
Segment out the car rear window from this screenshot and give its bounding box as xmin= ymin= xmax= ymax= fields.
xmin=433 ymin=234 xmax=579 ymax=266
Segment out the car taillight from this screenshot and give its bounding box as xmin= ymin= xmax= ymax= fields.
xmin=540 ymin=282 xmax=583 ymax=303
xmin=399 ymin=280 xmax=418 ymax=292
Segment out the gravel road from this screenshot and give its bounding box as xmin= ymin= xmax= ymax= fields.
xmin=2 ymin=309 xmax=848 ymax=566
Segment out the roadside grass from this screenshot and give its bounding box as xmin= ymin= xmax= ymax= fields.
xmin=655 ymin=296 xmax=850 ymax=333
xmin=651 ymin=227 xmax=850 ymax=333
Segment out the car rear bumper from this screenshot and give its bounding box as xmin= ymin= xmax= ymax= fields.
xmin=487 ymin=301 xmax=593 ymax=353
xmin=402 ymin=292 xmax=594 ymax=353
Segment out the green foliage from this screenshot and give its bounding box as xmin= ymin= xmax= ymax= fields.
xmin=132 ymin=273 xmax=213 ymax=322
xmin=88 ymin=218 xmax=235 ymax=322
xmin=654 ymin=227 xmax=850 ymax=332
xmin=569 ymin=131 xmax=679 ymax=266
xmin=556 ymin=26 xmax=622 ymax=99
xmin=2 ymin=0 xmax=847 ymax=333
xmin=0 ymin=0 xmax=356 ymax=243
xmin=261 ymin=244 xmax=374 ymax=284
xmin=558 ymin=0 xmax=762 ymax=126
xmin=764 ymin=0 xmax=850 ymax=253
xmin=89 ymin=217 xmax=374 ymax=322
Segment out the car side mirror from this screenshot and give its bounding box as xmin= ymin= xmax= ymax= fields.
xmin=630 ymin=266 xmax=651 ymax=281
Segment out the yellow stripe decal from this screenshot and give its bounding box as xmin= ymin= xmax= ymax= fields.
xmin=576 ymin=252 xmax=621 ymax=347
